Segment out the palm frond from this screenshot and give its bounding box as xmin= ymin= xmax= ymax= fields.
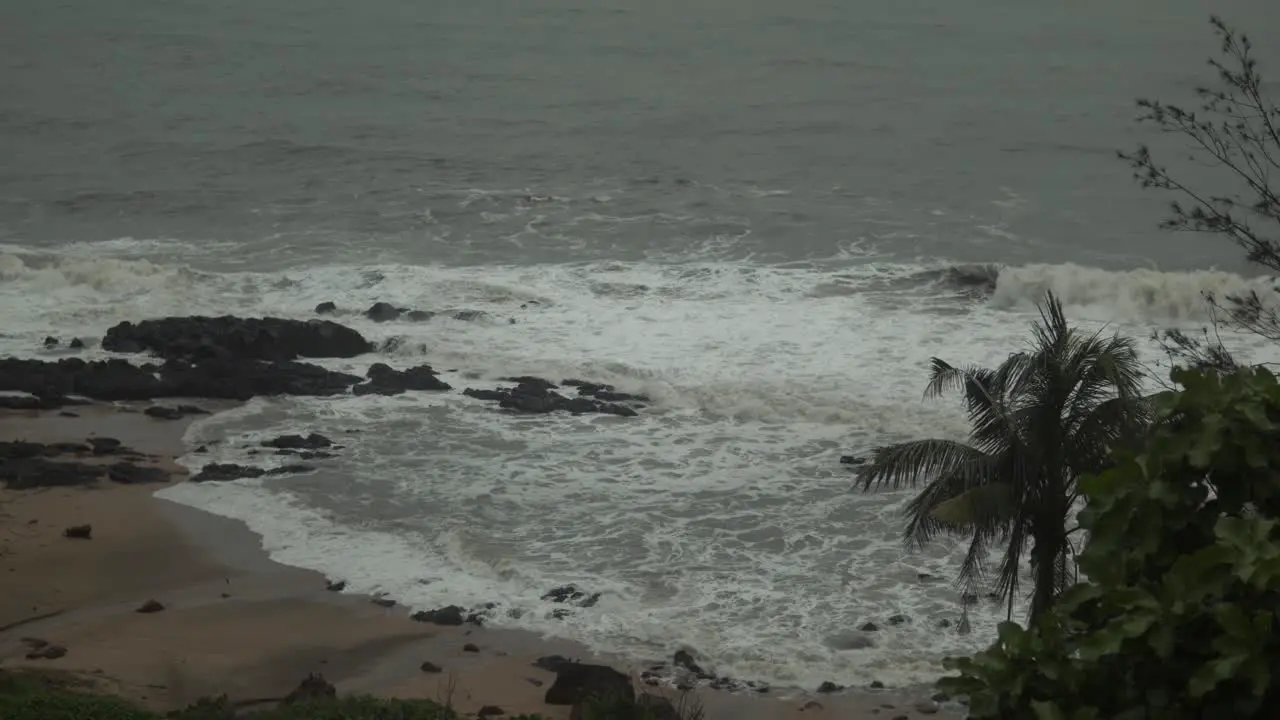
xmin=900 ymin=456 xmax=1006 ymax=549
xmin=855 ymin=438 xmax=986 ymax=491
xmin=854 ymin=289 xmax=1154 ymax=622
xmin=928 ymin=482 xmax=1016 ymax=528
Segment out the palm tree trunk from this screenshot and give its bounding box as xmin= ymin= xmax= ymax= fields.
xmin=1028 ymin=502 xmax=1068 ymax=622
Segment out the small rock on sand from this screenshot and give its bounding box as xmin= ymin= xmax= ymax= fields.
xmin=136 ymin=599 xmax=165 ymax=614
xmin=25 ymin=645 xmax=67 ymax=660
xmin=63 ymin=524 xmax=92 ymax=539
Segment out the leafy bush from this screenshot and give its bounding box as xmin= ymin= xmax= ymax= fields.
xmin=0 ymin=670 xmax=154 ymax=720
xmin=938 ymin=367 xmax=1280 ymax=719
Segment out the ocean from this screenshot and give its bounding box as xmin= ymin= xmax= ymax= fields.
xmin=3 ymin=0 xmax=1279 ymax=691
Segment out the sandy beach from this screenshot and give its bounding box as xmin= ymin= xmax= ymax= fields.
xmin=0 ymin=403 xmax=960 ymax=719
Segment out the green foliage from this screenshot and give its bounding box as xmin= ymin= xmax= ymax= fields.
xmin=938 ymin=366 xmax=1280 ymax=719
xmin=0 ymin=671 xmax=154 ymax=720
xmin=229 ymin=696 xmax=455 ymax=720
xmin=858 ymin=291 xmax=1151 ymax=620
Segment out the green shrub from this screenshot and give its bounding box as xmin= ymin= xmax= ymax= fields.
xmin=939 ymin=367 xmax=1280 ymax=719
xmin=0 ymin=670 xmax=154 ymax=720
xmin=236 ymin=696 xmax=454 ymax=720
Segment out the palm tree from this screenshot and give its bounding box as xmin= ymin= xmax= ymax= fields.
xmin=856 ymin=291 xmax=1150 ymax=622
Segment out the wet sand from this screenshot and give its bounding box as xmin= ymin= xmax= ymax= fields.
xmin=0 ymin=403 xmax=960 ymax=719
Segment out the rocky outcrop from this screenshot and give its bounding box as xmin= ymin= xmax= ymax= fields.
xmin=144 ymin=404 xmax=210 ymax=420
xmin=103 ymin=316 xmax=373 ymax=362
xmin=409 ymin=603 xmax=493 ymax=627
xmin=542 ymin=585 xmax=601 ymax=608
xmin=352 ymin=363 xmax=452 ymax=396
xmin=0 ymin=357 xmax=362 ymax=402
xmin=0 ymin=439 xmax=161 ymax=490
xmin=190 ymin=463 xmax=314 ymax=483
xmin=261 ymin=433 xmax=333 ymax=450
xmin=106 ymin=462 xmax=170 ymax=484
xmin=464 ymin=377 xmax=642 ymax=417
xmin=544 ymin=662 xmax=633 ymax=706
xmin=136 ymin=599 xmax=165 ymax=613
xmin=0 ymin=393 xmax=84 ymax=410
xmin=410 ymin=606 xmax=466 ymax=626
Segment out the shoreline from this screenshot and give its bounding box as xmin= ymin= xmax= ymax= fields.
xmin=0 ymin=403 xmax=960 ymax=719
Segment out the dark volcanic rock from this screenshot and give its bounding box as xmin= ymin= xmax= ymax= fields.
xmin=562 ymin=379 xmax=650 ymax=403
xmin=68 ymin=338 xmax=85 ymax=349
xmin=325 ymin=580 xmax=346 ymax=592
xmin=0 ymin=393 xmax=72 ymax=410
xmin=365 ymin=302 xmax=404 ymax=322
xmin=410 ymin=605 xmax=467 ymax=626
xmin=0 ymin=457 xmax=102 ymax=489
xmin=0 ymin=356 xmax=362 ymax=402
xmin=25 ymin=644 xmax=67 ymax=660
xmin=636 ymin=694 xmax=681 ymax=720
xmin=420 ymin=661 xmax=443 ymax=673
xmin=107 ymin=463 xmax=170 ymax=485
xmin=477 ymin=705 xmax=504 ymax=718
xmin=144 ymin=404 xmax=209 ymax=420
xmin=463 ymin=380 xmax=640 ymax=417
xmin=190 ymin=463 xmax=314 ymax=483
xmin=504 ymin=376 xmax=558 ymax=390
xmin=88 ymin=437 xmax=122 ymax=455
xmin=136 ymin=599 xmax=165 ymax=613
xmin=673 ymin=649 xmax=711 ymax=679
xmin=63 ymin=524 xmax=92 ymax=539
xmin=353 ymin=363 xmax=452 ymax=395
xmin=545 ymin=663 xmax=633 ymax=706
xmin=144 ymin=405 xmax=185 ymax=420
xmin=262 ymin=433 xmax=333 ymax=450
xmin=103 ymin=316 xmax=373 ymax=362
xmin=43 ymin=336 xmax=58 ymax=348
xmin=533 ymin=655 xmax=572 ymax=673
xmin=463 ymin=643 xmax=480 ymax=653
xmin=314 ymin=302 xmax=337 ymax=315
xmin=542 ymin=585 xmax=601 ymax=608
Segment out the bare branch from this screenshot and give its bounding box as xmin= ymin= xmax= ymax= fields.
xmin=1121 ymin=17 xmax=1280 ymax=372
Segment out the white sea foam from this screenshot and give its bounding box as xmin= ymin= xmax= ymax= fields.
xmin=5 ymin=242 xmax=1280 ymax=688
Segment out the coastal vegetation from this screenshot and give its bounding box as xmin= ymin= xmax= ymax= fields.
xmin=934 ymin=17 xmax=1280 ymax=717
xmin=855 ymin=292 xmax=1150 ymax=622
xmin=1120 ymin=16 xmax=1280 ymax=373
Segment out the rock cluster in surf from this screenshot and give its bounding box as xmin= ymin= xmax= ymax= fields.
xmin=0 ymin=315 xmax=648 ymax=482
xmin=0 ymin=316 xmax=645 ymax=415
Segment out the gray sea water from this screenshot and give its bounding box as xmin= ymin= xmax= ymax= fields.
xmin=3 ymin=0 xmax=1279 ymax=690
